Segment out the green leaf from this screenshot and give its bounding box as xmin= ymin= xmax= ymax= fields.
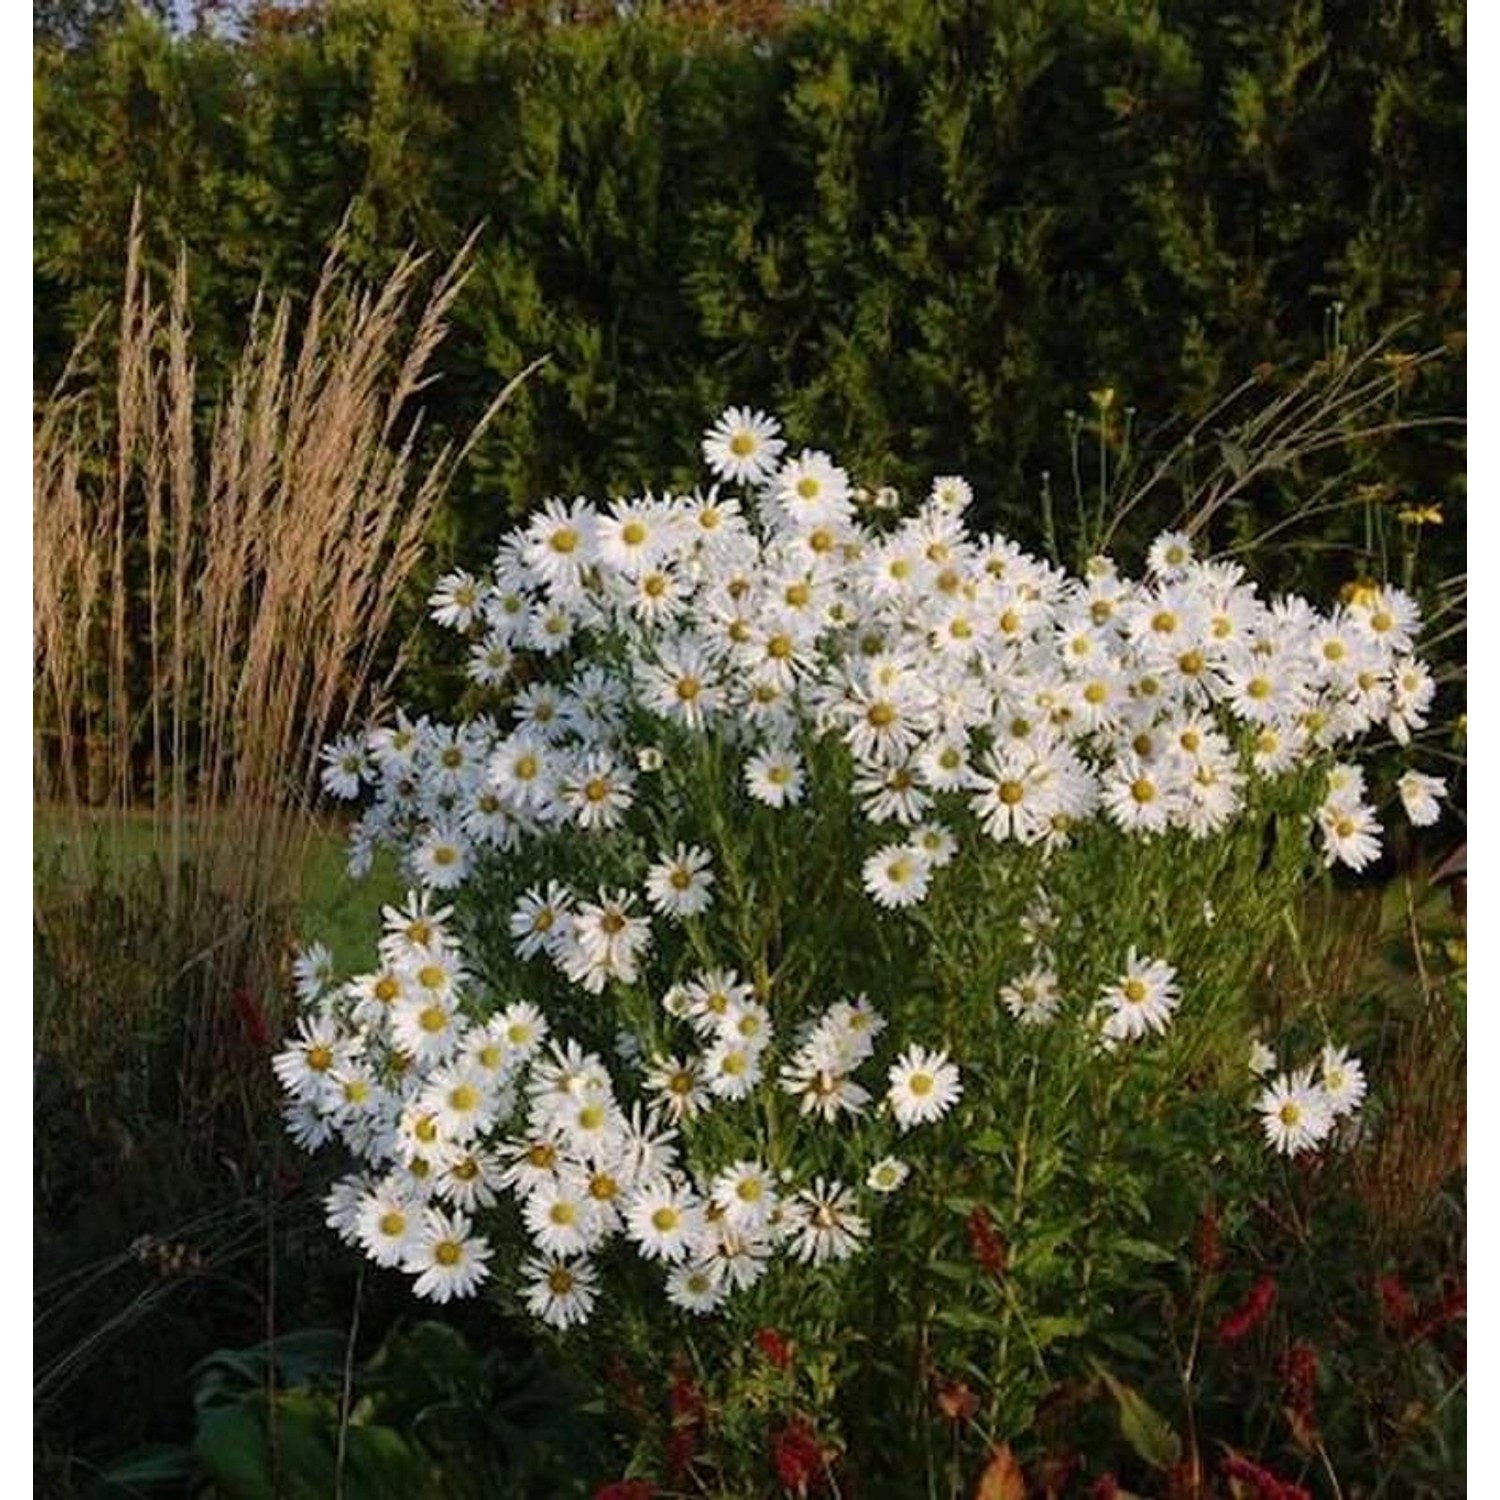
xmin=1029 ymin=1314 xmax=1088 ymax=1350
xmin=1096 ymin=1330 xmax=1156 ymax=1362
xmin=968 ymin=1127 xmax=1010 ymax=1155
xmin=1091 ymin=1361 xmax=1182 ymax=1472
xmin=1112 ymin=1237 xmax=1179 ymax=1265
xmin=96 ymin=1443 xmax=196 ymax=1491
xmin=935 ymin=1306 xmax=1000 ymax=1334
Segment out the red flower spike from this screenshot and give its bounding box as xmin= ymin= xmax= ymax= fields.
xmin=967 ymin=1204 xmax=1008 ymax=1278
xmin=665 ymin=1427 xmax=697 ymax=1487
xmin=1222 ymin=1453 xmax=1312 ymax=1500
xmin=1088 ymin=1475 xmax=1120 ymax=1500
xmin=1378 ymin=1273 xmax=1417 ymax=1334
xmin=1410 ymin=1283 xmax=1467 ymax=1344
xmin=595 ymin=1483 xmax=655 ymax=1500
xmin=1194 ymin=1201 xmax=1224 ymax=1277
xmin=770 ymin=1417 xmax=827 ymax=1496
xmin=1216 ymin=1275 xmax=1277 ymax=1345
xmin=755 ymin=1326 xmax=794 ymax=1369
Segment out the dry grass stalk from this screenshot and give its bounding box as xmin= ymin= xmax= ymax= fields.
xmin=34 ymin=204 xmax=532 ymax=1131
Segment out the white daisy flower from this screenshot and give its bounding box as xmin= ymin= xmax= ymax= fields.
xmin=509 ymin=881 xmax=575 ymax=961
xmin=866 ymin=1156 xmax=910 ymax=1194
xmin=405 ymin=1209 xmax=493 ymax=1303
xmin=428 ymin=569 xmax=485 ymax=631
xmin=1397 ymin=769 xmax=1444 ymax=827
xmin=559 ymin=752 xmax=636 ymax=832
xmin=1317 ymin=1044 xmax=1367 ymax=1117
xmin=320 ymin=735 xmax=370 ymax=800
xmin=273 ymin=1013 xmax=361 ymax=1105
xmin=522 ymin=1254 xmax=598 ymax=1329
xmin=356 ymin=1184 xmax=424 ymax=1268
xmin=701 ymin=406 xmax=785 ymax=487
xmin=784 ymin=1178 xmax=867 ymax=1265
xmin=702 ymin=1036 xmax=764 ymax=1101
xmin=1248 ymin=1039 xmax=1278 ymax=1077
xmin=410 ymin=822 xmax=471 ymax=891
xmin=710 ymin=1159 xmax=779 ymax=1233
xmin=929 ymin=475 xmax=973 ymax=515
xmin=1000 ymin=965 xmax=1062 ymax=1026
xmin=1257 ymin=1069 xmax=1334 ymax=1156
xmin=886 ymin=1045 xmax=963 ymax=1130
xmin=1317 ymin=796 xmax=1382 ymax=872
xmin=523 ymin=1171 xmax=602 ymax=1258
xmin=1097 ymin=951 xmax=1181 ymax=1043
xmin=645 ymin=844 xmax=717 ymax=919
xmin=644 ymin=1052 xmax=708 ymax=1124
xmin=772 ymin=448 xmax=853 ymax=530
xmin=291 ymin=941 xmax=338 ymax=1005
xmin=624 ymin=1180 xmax=705 ymax=1264
xmin=744 ymin=743 xmax=805 ymax=808
xmin=665 ymin=1259 xmax=730 ymax=1315
xmin=861 ymin=843 xmax=931 ymax=909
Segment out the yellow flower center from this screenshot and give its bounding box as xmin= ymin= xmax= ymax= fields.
xmin=307 ymin=1044 xmax=334 ymax=1072
xmin=434 ymin=1240 xmax=462 ymax=1267
xmin=378 ymin=1211 xmax=406 ymax=1237
xmin=418 ymin=1005 xmax=448 ymax=1035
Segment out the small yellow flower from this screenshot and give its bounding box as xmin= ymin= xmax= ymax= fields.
xmin=1089 ymin=386 xmax=1116 ymax=411
xmin=1397 ymin=504 xmax=1444 ymax=526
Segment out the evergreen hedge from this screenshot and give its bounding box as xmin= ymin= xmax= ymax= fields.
xmin=35 ymin=0 xmax=1464 ymax=613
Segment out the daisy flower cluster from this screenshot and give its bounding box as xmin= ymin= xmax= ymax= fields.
xmin=286 ymin=406 xmax=1441 ymax=1315
xmin=277 ymin=894 xmax=956 ymax=1319
xmin=322 ymin=410 xmax=1440 ymax=901
xmin=1252 ymin=1042 xmax=1369 ymax=1155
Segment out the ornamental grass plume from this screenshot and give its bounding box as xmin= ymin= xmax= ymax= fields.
xmin=34 ymin=198 xmax=531 ymax=1165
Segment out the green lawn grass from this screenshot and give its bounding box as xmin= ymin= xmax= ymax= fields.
xmin=34 ymin=806 xmax=404 ymax=976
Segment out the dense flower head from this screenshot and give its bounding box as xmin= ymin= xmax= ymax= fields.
xmin=282 ymin=407 xmax=1418 ymax=1324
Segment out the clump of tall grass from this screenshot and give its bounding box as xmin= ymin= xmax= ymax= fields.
xmin=35 ymin=210 xmax=525 ymax=1127
xmin=33 ymin=209 xmax=531 ymax=1451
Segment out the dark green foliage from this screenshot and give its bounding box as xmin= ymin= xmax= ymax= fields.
xmin=35 ymin=0 xmax=1464 ymax=596
xmin=95 ymin=1319 xmax=608 ymax=1497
